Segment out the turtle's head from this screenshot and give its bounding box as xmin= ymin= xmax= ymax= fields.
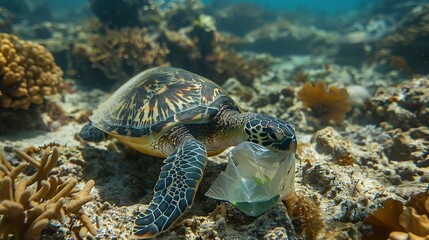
xmin=244 ymin=114 xmax=297 ymax=153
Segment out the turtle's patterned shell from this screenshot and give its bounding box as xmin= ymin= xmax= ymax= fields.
xmin=90 ymin=67 xmax=241 ymax=141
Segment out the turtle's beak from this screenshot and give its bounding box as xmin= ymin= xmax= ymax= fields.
xmin=275 ymin=136 xmax=297 ymax=154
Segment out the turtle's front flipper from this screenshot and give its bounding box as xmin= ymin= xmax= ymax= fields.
xmin=79 ymin=123 xmax=106 ymax=142
xmin=132 ymin=139 xmax=207 ymax=239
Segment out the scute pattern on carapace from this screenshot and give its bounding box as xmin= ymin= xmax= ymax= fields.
xmin=90 ymin=67 xmax=231 ymax=138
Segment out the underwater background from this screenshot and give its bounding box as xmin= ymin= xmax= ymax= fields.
xmin=0 ymin=0 xmax=428 ymax=239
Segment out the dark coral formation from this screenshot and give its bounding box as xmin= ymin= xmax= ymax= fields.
xmin=367 ymin=76 xmax=428 ymax=130
xmin=89 ymin=0 xmax=161 ymax=29
xmin=297 ymin=82 xmax=351 ymax=124
xmin=0 ymin=33 xmax=63 ymax=109
xmin=364 ymin=188 xmax=429 ymax=239
xmin=0 ymin=147 xmax=96 ymax=239
xmin=385 ymin=127 xmax=429 ymax=167
xmin=73 ymin=27 xmax=169 ymax=82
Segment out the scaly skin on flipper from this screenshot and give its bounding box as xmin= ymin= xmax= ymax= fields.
xmin=79 ymin=123 xmax=106 ymax=142
xmin=132 ymin=139 xmax=207 ymax=238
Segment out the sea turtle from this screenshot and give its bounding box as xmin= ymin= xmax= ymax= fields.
xmin=79 ymin=67 xmax=297 ymax=238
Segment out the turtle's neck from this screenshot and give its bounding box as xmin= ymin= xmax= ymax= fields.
xmin=215 ymin=110 xmax=256 ymax=147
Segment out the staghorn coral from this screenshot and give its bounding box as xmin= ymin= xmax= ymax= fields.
xmin=297 ymin=82 xmax=351 ymax=123
xmin=0 ymin=33 xmax=63 ymax=109
xmin=74 ymin=27 xmax=169 ymax=82
xmin=0 ymin=147 xmax=96 ymax=239
xmin=364 ymin=188 xmax=429 ymax=240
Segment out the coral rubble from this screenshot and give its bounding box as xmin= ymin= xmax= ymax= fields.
xmin=0 ymin=147 xmax=96 ymax=239
xmin=0 ymin=33 xmax=63 ymax=109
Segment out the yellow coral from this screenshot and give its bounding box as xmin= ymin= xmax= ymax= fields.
xmin=297 ymin=82 xmax=351 ymax=123
xmin=0 ymin=147 xmax=96 ymax=239
xmin=0 ymin=33 xmax=63 ymax=109
xmin=364 ymin=189 xmax=429 ymax=239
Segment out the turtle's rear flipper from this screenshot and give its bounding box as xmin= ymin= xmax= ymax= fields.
xmin=132 ymin=139 xmax=207 ymax=238
xmin=79 ymin=123 xmax=106 ymax=142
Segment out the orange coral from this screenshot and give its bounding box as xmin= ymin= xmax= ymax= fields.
xmin=297 ymin=82 xmax=351 ymax=123
xmin=364 ymin=189 xmax=429 ymax=240
xmin=0 ymin=33 xmax=63 ymax=109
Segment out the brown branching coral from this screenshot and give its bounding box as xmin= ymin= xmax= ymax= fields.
xmin=0 ymin=33 xmax=63 ymax=109
xmin=74 ymin=27 xmax=169 ymax=82
xmin=0 ymin=147 xmax=96 ymax=239
xmin=364 ymin=188 xmax=429 ymax=239
xmin=158 ymin=17 xmax=271 ymax=85
xmin=297 ymin=82 xmax=351 ymax=123
xmin=211 ymin=46 xmax=273 ymax=85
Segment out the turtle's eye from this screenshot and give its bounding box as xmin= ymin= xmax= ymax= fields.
xmin=266 ymin=128 xmax=283 ymax=142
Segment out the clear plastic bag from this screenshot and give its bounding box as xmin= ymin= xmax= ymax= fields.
xmin=205 ymin=142 xmax=296 ymax=216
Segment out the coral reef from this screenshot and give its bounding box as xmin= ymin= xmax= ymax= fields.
xmin=0 ymin=147 xmax=96 ymax=239
xmin=374 ymin=3 xmax=429 ymax=74
xmin=0 ymin=7 xmax=13 ymax=33
xmin=367 ymin=76 xmax=429 ymax=130
xmin=363 ymin=188 xmax=429 ymax=239
xmin=0 ymin=33 xmax=63 ymax=109
xmin=385 ymin=127 xmax=429 ymax=167
xmin=73 ymin=27 xmax=169 ymax=82
xmin=211 ymin=47 xmax=273 ymax=85
xmin=297 ymin=82 xmax=351 ymax=124
xmin=89 ymin=0 xmax=162 ymax=29
xmin=165 ymin=0 xmax=203 ymax=30
xmin=310 ymin=126 xmax=385 ymax=166
xmin=158 ymin=17 xmax=272 ymax=85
